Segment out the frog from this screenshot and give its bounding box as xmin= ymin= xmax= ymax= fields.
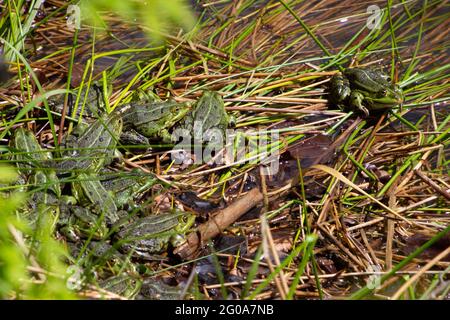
xmin=114 ymin=212 xmax=196 ymax=260
xmin=71 ymin=173 xmax=119 ymax=224
xmin=58 ymin=202 xmax=109 ymax=241
xmin=99 ymin=169 xmax=157 ymax=209
xmin=9 ymin=127 xmax=61 ymax=198
xmin=26 ymin=170 xmax=61 ymax=214
xmin=9 ymin=128 xmax=61 ymax=228
xmin=68 ymin=240 xmax=127 ymax=267
xmin=86 ymin=240 xmax=124 ymax=261
xmin=137 ymin=278 xmax=194 ymax=300
xmin=48 ymin=82 xmax=109 ymax=119
xmin=56 ymin=112 xmax=123 ymax=172
xmin=99 ymin=274 xmax=142 ymax=299
xmin=119 ymin=98 xmax=191 ymax=145
xmin=176 ymin=91 xmax=234 ymax=144
xmin=328 ymin=68 xmax=403 ymax=117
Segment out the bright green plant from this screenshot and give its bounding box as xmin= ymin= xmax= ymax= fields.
xmin=0 ymin=165 xmax=75 ymax=299
xmin=80 ymin=0 xmax=196 ymax=41
xmin=0 ymin=165 xmax=27 ymax=298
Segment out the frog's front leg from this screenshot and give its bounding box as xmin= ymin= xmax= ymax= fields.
xmin=160 ymin=129 xmax=174 ymax=144
xmin=228 ymin=114 xmax=237 ymax=128
xmin=349 ymin=91 xmax=370 ymax=117
xmin=120 ymin=130 xmax=150 ymax=147
xmin=58 ymin=203 xmax=81 ymax=242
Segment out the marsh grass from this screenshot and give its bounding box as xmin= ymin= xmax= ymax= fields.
xmin=0 ymin=0 xmax=449 ymax=299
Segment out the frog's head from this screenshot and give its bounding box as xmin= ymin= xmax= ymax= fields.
xmin=169 ymin=213 xmax=196 ymax=247
xmin=369 ymin=85 xmax=403 ymax=108
xmin=195 ymin=91 xmax=224 ymax=113
xmin=201 ymin=90 xmax=221 ymax=100
xmin=106 ymin=113 xmax=124 ymax=136
xmin=169 ymin=102 xmax=191 ymax=124
xmin=345 ymin=68 xmax=403 ymax=110
xmin=360 ymin=82 xmax=403 ymax=111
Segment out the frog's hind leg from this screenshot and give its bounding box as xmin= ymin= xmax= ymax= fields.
xmin=349 ymin=91 xmax=370 ymax=117
xmin=329 ymin=74 xmax=351 ymax=105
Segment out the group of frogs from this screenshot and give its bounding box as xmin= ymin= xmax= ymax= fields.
xmin=7 ymin=67 xmax=403 ymax=298
xmin=9 ymin=89 xmax=235 ymax=297
xmin=12 ymin=89 xmax=234 ymax=238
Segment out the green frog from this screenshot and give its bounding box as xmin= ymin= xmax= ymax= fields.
xmin=100 ymin=169 xmax=157 ymax=209
xmin=329 ymin=68 xmax=403 ymax=116
xmin=119 ymin=99 xmax=190 ymax=145
xmin=9 ymin=128 xmax=61 ymax=202
xmin=71 ymin=173 xmax=119 ymax=224
xmin=176 ymin=91 xmax=234 ymax=143
xmin=57 ymin=113 xmax=123 ymax=172
xmin=99 ymin=274 xmax=142 ymax=299
xmin=86 ymin=241 xmax=124 ymax=261
xmin=114 ymin=212 xmax=196 ymax=260
xmin=58 ymin=202 xmax=109 ymax=241
xmin=48 ymin=82 xmax=109 ymax=119
xmin=138 ymin=279 xmax=193 ymax=300
xmin=75 ymin=240 xmax=127 ymax=267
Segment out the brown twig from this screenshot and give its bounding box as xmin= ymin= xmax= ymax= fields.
xmin=174 ymin=187 xmax=263 ymax=260
xmin=414 ymin=169 xmax=450 ymax=201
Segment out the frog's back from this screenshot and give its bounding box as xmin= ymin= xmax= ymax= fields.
xmin=76 ymin=113 xmax=123 ymax=149
xmin=118 ymin=213 xmax=180 ymax=239
xmin=344 ymin=68 xmax=391 ymax=92
xmin=122 ymin=101 xmax=179 ymax=126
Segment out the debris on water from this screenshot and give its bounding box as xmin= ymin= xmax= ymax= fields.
xmin=177 ymin=191 xmax=225 ymax=215
xmin=403 ymin=233 xmax=450 ymax=262
xmin=288 ymin=134 xmax=334 ymax=166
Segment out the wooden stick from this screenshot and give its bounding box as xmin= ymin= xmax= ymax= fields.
xmin=174 ymin=187 xmax=263 ymax=260
xmin=414 ymin=169 xmax=450 ymax=201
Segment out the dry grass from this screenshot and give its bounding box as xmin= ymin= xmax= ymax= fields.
xmin=0 ymin=0 xmax=449 ymax=299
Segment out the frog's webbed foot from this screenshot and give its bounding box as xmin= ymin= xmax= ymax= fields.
xmin=349 ymin=91 xmax=370 ymax=117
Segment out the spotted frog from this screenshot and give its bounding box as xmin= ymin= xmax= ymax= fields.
xmin=176 ymin=91 xmax=234 ymax=143
xmin=114 ymin=212 xmax=195 ymax=260
xmin=58 ymin=202 xmax=109 ymax=241
xmin=71 ymin=173 xmax=119 ymax=224
xmin=329 ymin=68 xmax=403 ymax=116
xmin=99 ymin=169 xmax=157 ymax=209
xmin=120 ymin=99 xmax=190 ymax=145
xmin=57 ymin=113 xmax=123 ymax=172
